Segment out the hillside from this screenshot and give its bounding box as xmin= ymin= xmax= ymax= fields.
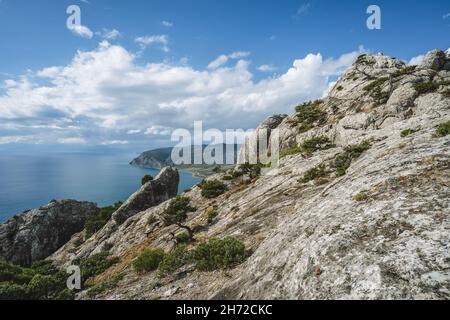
xmin=3 ymin=49 xmax=448 ymax=300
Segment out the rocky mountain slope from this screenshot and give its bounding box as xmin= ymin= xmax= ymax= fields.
xmin=48 ymin=49 xmax=450 ymax=300
xmin=0 ymin=200 xmax=99 ymax=266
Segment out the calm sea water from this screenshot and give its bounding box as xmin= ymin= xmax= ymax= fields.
xmin=0 ymin=152 xmax=202 ymax=223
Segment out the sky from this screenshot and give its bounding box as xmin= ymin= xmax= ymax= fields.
xmin=0 ymin=0 xmax=449 ymax=152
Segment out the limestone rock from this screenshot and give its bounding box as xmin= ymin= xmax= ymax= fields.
xmin=0 ymin=200 xmax=99 ymax=266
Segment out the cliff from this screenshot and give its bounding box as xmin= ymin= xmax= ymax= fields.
xmin=49 ymin=49 xmax=450 ymax=300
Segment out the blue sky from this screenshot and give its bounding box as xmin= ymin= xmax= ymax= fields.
xmin=0 ymin=0 xmax=449 ymax=151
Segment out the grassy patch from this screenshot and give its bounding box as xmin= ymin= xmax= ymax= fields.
xmin=414 ymin=80 xmax=450 ymax=95
xmin=400 ymin=128 xmax=419 ymax=138
xmin=222 ymin=175 xmax=233 ymax=181
xmin=392 ymin=66 xmax=416 ymax=78
xmin=77 ymin=251 xmax=119 ymax=284
xmin=364 ymin=77 xmax=390 ymax=104
xmin=86 ymin=272 xmax=125 ymax=298
xmin=200 ymin=180 xmax=228 ymax=199
xmin=279 ymin=146 xmax=302 ymax=159
xmin=436 ymin=120 xmax=450 ymax=137
xmin=133 ymin=249 xmax=165 ymax=274
xmin=352 ymin=192 xmax=369 ymax=202
xmin=334 ymin=141 xmax=371 ymax=177
xmin=356 ymin=54 xmax=375 ymax=65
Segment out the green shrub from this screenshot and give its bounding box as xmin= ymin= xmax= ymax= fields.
xmin=364 ymin=77 xmax=390 ymax=104
xmin=0 ymin=260 xmax=34 ymax=284
xmin=157 ymin=245 xmax=189 ymax=277
xmin=77 ymin=251 xmax=119 ymax=283
xmin=299 ymin=137 xmax=335 ymax=156
xmin=133 ymin=249 xmax=165 ymax=274
xmin=200 ymin=180 xmax=227 ymax=199
xmin=0 ymin=282 xmax=29 ymax=300
xmin=436 ymin=120 xmax=450 ymax=137
xmin=400 ymin=128 xmax=419 ymax=138
xmin=222 ymin=175 xmax=233 ymax=181
xmin=352 ymin=192 xmax=369 ymax=202
xmin=356 ymin=54 xmax=374 ymax=65
xmin=176 ymin=232 xmax=191 ymax=244
xmin=334 ymin=141 xmax=371 ymax=177
xmin=295 ymin=100 xmax=327 ymax=133
xmin=414 ymin=81 xmax=439 ymax=94
xmin=189 ymin=237 xmax=247 ymax=271
xmin=85 ymin=202 xmax=123 ymax=239
xmin=163 ymin=196 xmax=196 ymax=226
xmin=364 ymin=77 xmax=388 ymax=92
xmin=279 ymin=146 xmax=302 ymax=159
xmin=207 ymin=211 xmax=218 ymax=224
xmin=86 ymin=272 xmax=125 ymax=298
xmin=336 ymin=85 xmax=343 ymax=91
xmin=141 ymin=175 xmax=154 ymax=185
xmin=392 ymin=66 xmax=416 ymax=78
xmin=300 ymin=164 xmax=327 ymax=183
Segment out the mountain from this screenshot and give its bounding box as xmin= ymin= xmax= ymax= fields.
xmin=130 ymin=144 xmax=240 ymax=169
xmin=3 ymin=49 xmax=449 ymax=300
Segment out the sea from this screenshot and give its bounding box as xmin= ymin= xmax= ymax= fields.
xmin=0 ymin=152 xmax=202 ymax=223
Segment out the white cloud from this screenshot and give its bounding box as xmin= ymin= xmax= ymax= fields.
xmin=257 ymin=64 xmax=277 ymax=72
xmin=100 ymin=140 xmax=129 ymax=145
xmin=0 ymin=42 xmax=365 ymax=145
xmin=296 ymin=3 xmax=311 ymax=16
xmin=408 ymin=54 xmax=425 ymax=66
xmin=70 ymin=25 xmax=93 ymax=39
xmin=0 ymin=136 xmax=32 ymax=144
xmin=97 ymin=28 xmax=121 ymax=40
xmin=208 ymin=51 xmax=250 ymax=69
xmin=162 ymin=21 xmax=173 ymax=27
xmin=443 ymin=13 xmax=450 ymax=19
xmin=57 ymin=137 xmax=87 ymax=145
xmin=145 ymin=125 xmax=172 ymax=136
xmin=135 ymin=35 xmax=170 ymax=52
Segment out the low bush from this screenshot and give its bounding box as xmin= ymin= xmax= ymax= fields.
xmin=176 ymin=232 xmax=191 ymax=244
xmin=400 ymin=128 xmax=419 ymax=138
xmin=85 ymin=202 xmax=123 ymax=239
xmin=141 ymin=175 xmax=154 ymax=185
xmin=300 ymin=164 xmax=327 ymax=183
xmin=279 ymin=146 xmax=302 ymax=159
xmin=352 ymin=192 xmax=369 ymax=202
xmin=200 ymin=180 xmax=227 ymax=199
xmin=436 ymin=120 xmax=450 ymax=137
xmin=207 ymin=211 xmax=218 ymax=224
xmin=414 ymin=80 xmax=450 ymax=95
xmin=222 ymin=175 xmax=233 ymax=181
xmin=334 ymin=141 xmax=371 ymax=177
xmin=77 ymin=251 xmax=119 ymax=283
xmin=189 ymin=237 xmax=247 ymax=271
xmin=295 ymin=100 xmax=327 ymax=133
xmin=157 ymin=245 xmax=189 ymax=277
xmin=392 ymin=66 xmax=416 ymax=78
xmin=299 ymin=137 xmax=335 ymax=156
xmin=133 ymin=249 xmax=165 ymax=274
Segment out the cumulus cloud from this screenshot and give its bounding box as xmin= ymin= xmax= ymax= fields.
xmin=408 ymin=54 xmax=425 ymax=65
xmin=443 ymin=13 xmax=450 ymax=19
xmin=70 ymin=25 xmax=93 ymax=39
xmin=257 ymin=64 xmax=277 ymax=72
xmin=208 ymin=51 xmax=250 ymax=69
xmin=0 ymin=41 xmax=365 ymax=146
xmin=97 ymin=28 xmax=121 ymax=40
xmin=135 ymin=35 xmax=170 ymax=53
xmin=162 ymin=21 xmax=173 ymax=27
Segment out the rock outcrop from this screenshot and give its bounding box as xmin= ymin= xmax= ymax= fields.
xmin=51 ymin=49 xmax=450 ymax=300
xmin=0 ymin=200 xmax=99 ymax=266
xmin=51 ymin=167 xmax=179 ymax=265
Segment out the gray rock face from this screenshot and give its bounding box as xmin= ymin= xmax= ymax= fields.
xmin=113 ymin=167 xmax=180 ymax=225
xmin=50 ymin=167 xmax=179 ymax=264
xmin=420 ymin=49 xmax=449 ymax=71
xmin=51 ymin=50 xmax=450 ymax=300
xmin=0 ymin=200 xmax=99 ymax=266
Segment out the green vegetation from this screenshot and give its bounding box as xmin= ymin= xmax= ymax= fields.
xmin=176 ymin=232 xmax=192 ymax=244
xmin=86 ymin=272 xmax=125 ymax=298
xmin=132 ymin=249 xmax=165 ymax=274
xmin=200 ymin=180 xmax=228 ymax=199
xmin=84 ymin=202 xmax=123 ymax=239
xmin=334 ymin=141 xmax=371 ymax=177
xmin=157 ymin=244 xmax=189 ymax=277
xmin=147 ymin=215 xmax=157 ymax=226
xmin=414 ymin=80 xmax=450 ymax=95
xmin=279 ymin=146 xmax=302 ymax=159
xmin=392 ymin=66 xmax=416 ymax=78
xmin=299 ymin=137 xmax=335 ymax=156
xmin=76 ymin=251 xmax=119 ymax=285
xmin=207 ymin=211 xmax=218 ymax=224
xmin=300 ymin=164 xmax=327 ymax=183
xmin=336 ymin=85 xmax=343 ymax=91
xmin=163 ymin=196 xmax=196 ymax=240
xmin=401 ymin=128 xmax=419 ymax=138
xmin=141 ymin=175 xmax=154 ymax=185
xmin=295 ymin=100 xmax=327 ymax=133
xmin=222 ymin=175 xmax=233 ymax=181
xmin=352 ymin=192 xmax=369 ymax=202
xmin=364 ymin=77 xmax=390 ymax=104
xmin=236 ymin=163 xmax=263 ymax=179
xmin=189 ymin=238 xmax=248 ymax=272
xmin=356 ymin=54 xmax=374 ymax=65
xmin=436 ymin=120 xmax=450 ymax=137
xmin=0 ymin=260 xmax=75 ymax=300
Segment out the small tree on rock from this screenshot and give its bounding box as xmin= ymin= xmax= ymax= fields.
xmin=163 ymin=196 xmax=196 ymax=242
